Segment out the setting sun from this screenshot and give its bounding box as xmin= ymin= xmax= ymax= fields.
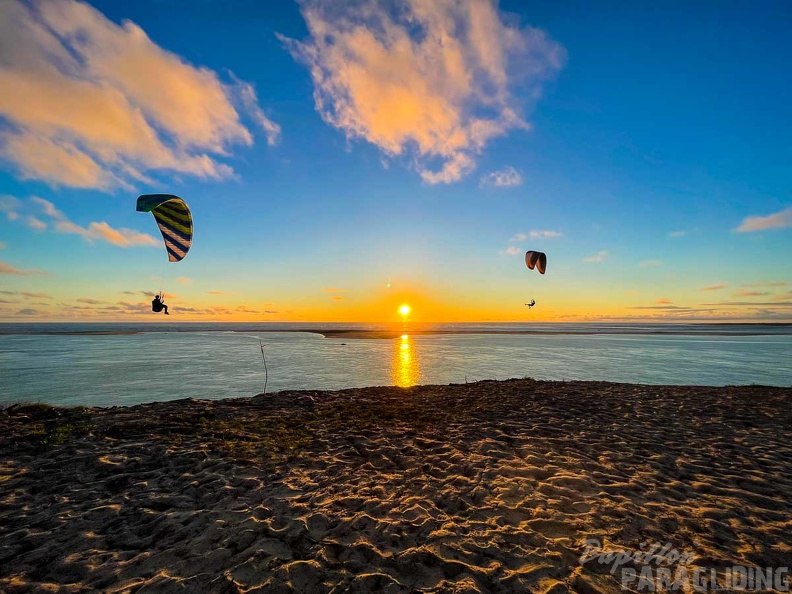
xmin=398 ymin=304 xmax=411 ymax=317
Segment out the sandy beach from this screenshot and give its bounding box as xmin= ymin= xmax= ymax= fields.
xmin=1 ymin=379 xmax=790 ymax=593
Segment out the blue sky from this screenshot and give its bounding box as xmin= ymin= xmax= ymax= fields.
xmin=0 ymin=0 xmax=789 ymax=322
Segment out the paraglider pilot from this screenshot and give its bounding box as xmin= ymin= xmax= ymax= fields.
xmin=152 ymin=293 xmax=169 ymax=315
xmin=525 ymin=299 xmax=536 ymax=309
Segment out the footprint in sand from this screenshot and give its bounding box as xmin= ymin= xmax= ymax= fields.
xmin=525 ymin=518 xmax=580 ymax=540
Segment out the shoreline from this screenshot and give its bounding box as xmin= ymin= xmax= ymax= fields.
xmin=1 ymin=322 xmax=790 ymax=338
xmin=2 ymin=379 xmax=790 ymax=592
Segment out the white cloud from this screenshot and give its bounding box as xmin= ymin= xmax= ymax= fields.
xmin=26 ymin=216 xmax=47 ymax=230
xmin=233 ymin=76 xmax=281 ymax=147
xmin=700 ymin=284 xmax=728 ymax=291
xmin=529 ymin=230 xmax=562 ymax=239
xmin=282 ymin=0 xmax=564 ymax=184
xmin=503 ymin=231 xmax=559 ymax=256
xmin=639 ymin=260 xmax=662 ymax=268
xmin=480 ymin=166 xmax=523 ymax=188
xmin=31 ymin=196 xmax=64 ymax=218
xmin=583 ymin=250 xmax=608 ymax=264
xmin=736 ymin=207 xmax=792 ymax=233
xmin=0 ymin=0 xmax=278 ymax=190
xmin=668 ymin=230 xmax=688 ymax=238
xmin=0 ymin=195 xmax=22 ymax=218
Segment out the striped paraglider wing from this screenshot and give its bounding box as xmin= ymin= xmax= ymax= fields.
xmin=136 ymin=194 xmax=193 ymax=262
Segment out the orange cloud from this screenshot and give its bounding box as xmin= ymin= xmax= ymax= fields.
xmin=733 ymin=289 xmax=769 ymax=297
xmin=28 ymin=197 xmax=158 ymax=247
xmin=0 ymin=0 xmax=278 ymax=189
xmin=68 ymin=221 xmax=158 ymax=247
xmin=0 ymin=262 xmax=25 ymax=275
xmin=0 ymin=261 xmax=45 ymax=275
xmin=283 ymin=0 xmax=563 ymax=183
xmin=736 ymin=207 xmax=792 ymax=232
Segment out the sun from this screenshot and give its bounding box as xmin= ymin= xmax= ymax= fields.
xmin=398 ymin=304 xmax=411 ymax=317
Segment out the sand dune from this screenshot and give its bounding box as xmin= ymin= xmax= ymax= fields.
xmin=1 ymin=380 xmax=790 ymax=592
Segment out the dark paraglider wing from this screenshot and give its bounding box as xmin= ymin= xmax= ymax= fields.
xmin=525 ymin=251 xmax=547 ymax=274
xmin=537 ymin=252 xmax=546 ymax=275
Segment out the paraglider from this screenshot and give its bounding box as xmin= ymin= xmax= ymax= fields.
xmin=525 ymin=250 xmax=546 ymax=274
xmin=152 ymin=293 xmax=169 ymax=315
xmin=136 ymin=194 xmax=193 ymax=262
xmin=137 ymin=194 xmax=192 ymax=314
xmin=524 ymin=251 xmax=547 ymax=309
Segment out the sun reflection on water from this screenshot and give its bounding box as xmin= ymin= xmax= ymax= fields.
xmin=392 ymin=333 xmax=420 ymax=387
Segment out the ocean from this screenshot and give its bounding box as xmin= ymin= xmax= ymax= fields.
xmin=1 ymin=322 xmax=790 ymax=407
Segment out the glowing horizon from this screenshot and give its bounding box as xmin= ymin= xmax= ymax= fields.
xmin=0 ymin=1 xmax=789 ymax=324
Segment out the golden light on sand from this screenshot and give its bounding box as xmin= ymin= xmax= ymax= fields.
xmin=399 ymin=304 xmax=411 ymax=317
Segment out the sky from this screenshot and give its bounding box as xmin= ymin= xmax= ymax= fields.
xmin=0 ymin=0 xmax=790 ymax=323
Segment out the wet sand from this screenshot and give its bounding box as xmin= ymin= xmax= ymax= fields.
xmin=1 ymin=380 xmax=790 ymax=593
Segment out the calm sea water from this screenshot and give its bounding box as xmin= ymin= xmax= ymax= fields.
xmin=1 ymin=323 xmax=790 ymax=407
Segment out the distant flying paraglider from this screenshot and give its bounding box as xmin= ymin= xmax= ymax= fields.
xmin=525 ymin=250 xmax=546 ymax=274
xmin=524 ymin=251 xmax=546 ymax=309
xmin=137 ymin=194 xmax=193 ymax=314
